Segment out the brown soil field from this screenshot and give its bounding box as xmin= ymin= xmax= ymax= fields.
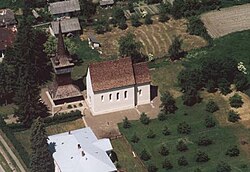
xmin=81 ymin=17 xmax=206 ymax=58
xmin=201 ymin=3 xmax=250 ymax=38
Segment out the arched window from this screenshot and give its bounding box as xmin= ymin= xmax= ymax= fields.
xmin=109 ymin=94 xmax=112 ymax=101
xmin=117 ymin=92 xmax=120 ymax=100
xmin=139 ymin=89 xmax=142 ymax=96
xmin=101 ymin=95 xmax=104 ymax=102
xmin=124 ymin=91 xmax=127 ymax=99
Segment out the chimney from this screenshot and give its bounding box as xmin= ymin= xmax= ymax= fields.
xmin=81 ymin=151 xmax=85 ymax=157
xmin=77 ymin=144 xmax=81 ymax=149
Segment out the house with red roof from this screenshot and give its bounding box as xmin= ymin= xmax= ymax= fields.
xmin=86 ymin=57 xmax=151 ymax=115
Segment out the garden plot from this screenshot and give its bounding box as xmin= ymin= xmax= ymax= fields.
xmin=201 ymin=4 xmax=250 ymax=38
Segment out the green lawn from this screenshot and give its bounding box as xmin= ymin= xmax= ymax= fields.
xmin=0 ymin=152 xmax=12 ymax=172
xmin=119 ymin=97 xmax=250 ymax=172
xmin=0 ymin=104 xmax=16 ymax=117
xmin=14 ymin=119 xmax=85 ymax=155
xmin=111 ymin=137 xmax=146 ymax=172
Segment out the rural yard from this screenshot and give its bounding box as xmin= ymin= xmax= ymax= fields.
xmin=82 ymin=17 xmax=206 ymax=58
xmin=201 ymin=3 xmax=250 ymax=38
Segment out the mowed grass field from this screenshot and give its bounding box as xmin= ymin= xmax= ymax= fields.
xmin=83 ymin=18 xmax=206 ymax=58
xmin=119 ymin=97 xmax=250 ymax=172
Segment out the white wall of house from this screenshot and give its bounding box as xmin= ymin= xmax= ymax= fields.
xmin=136 ymin=83 xmax=151 ymax=105
xmin=55 ymin=161 xmax=61 ymax=172
xmin=92 ymin=85 xmax=135 ymax=115
xmin=86 ymin=68 xmax=94 ymax=111
xmin=0 ymin=50 xmax=5 ymax=63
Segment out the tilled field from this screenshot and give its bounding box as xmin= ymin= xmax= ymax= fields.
xmin=201 ymin=4 xmax=250 ymax=38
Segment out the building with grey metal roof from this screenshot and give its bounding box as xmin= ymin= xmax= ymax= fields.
xmin=49 ymin=0 xmax=80 ymax=15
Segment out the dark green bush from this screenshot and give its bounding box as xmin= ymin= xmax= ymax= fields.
xmin=205 ymin=100 xmax=219 ymax=113
xmin=162 ymin=125 xmax=171 ymax=136
xmin=159 ymin=144 xmax=169 ymax=156
xmin=229 ymin=93 xmax=243 ymax=108
xmin=177 ymin=122 xmax=191 ymax=134
xmin=228 ymin=110 xmax=241 ymax=123
xmin=131 ymin=133 xmax=140 ymax=143
xmin=197 ymin=135 xmax=213 ymax=146
xmin=226 ymin=146 xmax=240 ymax=157
xmin=140 ymin=112 xmax=150 ymax=125
xmin=147 ymin=129 xmax=156 ymax=138
xmin=140 ymin=149 xmax=151 ymax=161
xmin=176 ymin=140 xmax=188 ymax=152
xmin=178 ymin=156 xmax=188 ymax=166
xmin=162 ymin=158 xmax=173 ymax=169
xmin=204 ymin=115 xmax=216 ymax=128
xmin=123 ymin=116 xmax=131 ymax=129
xmin=216 ymin=161 xmax=231 ymax=172
xmin=195 ymin=150 xmax=209 ymax=162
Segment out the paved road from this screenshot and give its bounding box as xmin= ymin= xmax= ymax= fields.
xmin=0 ymin=134 xmax=26 ymax=172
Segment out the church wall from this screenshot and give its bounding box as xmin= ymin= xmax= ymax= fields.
xmin=86 ymin=68 xmax=94 ymax=111
xmin=136 ymin=83 xmax=151 ymax=105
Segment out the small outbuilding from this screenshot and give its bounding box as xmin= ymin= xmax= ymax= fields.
xmin=50 ymin=18 xmax=81 ymax=36
xmin=100 ymin=0 xmax=114 ymax=7
xmin=88 ymin=34 xmax=101 ymax=48
xmin=49 ymin=0 xmax=80 ymax=18
xmin=0 ymin=9 xmax=17 ymax=27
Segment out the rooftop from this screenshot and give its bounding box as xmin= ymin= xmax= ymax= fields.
xmin=100 ymin=0 xmax=114 ymax=6
xmin=0 ymin=27 xmax=16 ymax=51
xmin=51 ymin=18 xmax=81 ymax=35
xmin=0 ymin=9 xmax=17 ymax=27
xmin=49 ymin=0 xmax=80 ymax=15
xmin=48 ymin=128 xmax=116 ymax=172
xmin=89 ymin=57 xmax=151 ymax=92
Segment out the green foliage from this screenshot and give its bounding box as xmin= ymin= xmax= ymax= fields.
xmin=131 ymin=133 xmax=140 ymax=143
xmin=131 ymin=14 xmax=141 ymax=27
xmin=234 ymin=73 xmax=249 ymax=91
xmin=158 ymin=112 xmax=167 ymax=121
xmin=162 ymin=158 xmax=173 ymax=169
xmin=79 ymin=0 xmax=97 ymax=19
xmin=118 ymin=19 xmax=128 ymax=30
xmin=43 ymin=35 xmax=78 ymax=55
xmin=218 ymin=79 xmax=231 ymax=95
xmin=197 ymin=135 xmax=213 ymax=146
xmin=128 ymin=1 xmax=135 ymax=13
xmin=30 ymin=118 xmax=54 ymax=172
xmin=159 ymin=144 xmax=169 ymax=156
xmin=226 ymin=145 xmax=240 ymax=157
xmin=228 ymin=110 xmax=241 ymax=123
xmin=176 ymin=140 xmax=188 ymax=152
xmin=158 ymin=2 xmax=171 ymax=22
xmin=216 ymin=161 xmax=231 ymax=172
xmin=144 ymin=14 xmax=153 ymax=25
xmin=178 ymin=156 xmax=188 ymax=166
xmin=177 ymin=122 xmax=191 ymax=134
xmin=204 ymin=115 xmax=216 ymax=128
xmin=168 ymin=36 xmax=183 ymax=61
xmin=160 ymin=91 xmax=177 ymax=114
xmin=229 ymin=93 xmax=243 ymax=108
xmin=140 ymin=112 xmax=150 ymax=125
xmin=112 ymin=8 xmax=126 ymax=24
xmin=162 ymin=125 xmax=171 ymax=136
xmin=140 ymin=149 xmax=151 ymax=161
xmin=195 ymin=150 xmax=210 ymax=162
xmin=205 ymin=100 xmax=219 ymax=113
xmin=182 ymin=88 xmax=201 ymax=106
xmin=147 ymin=129 xmax=156 ymax=138
xmin=206 ymin=79 xmax=217 ymax=93
xmin=147 ymin=163 xmax=158 ymax=172
xmin=123 ymin=116 xmax=131 ymax=128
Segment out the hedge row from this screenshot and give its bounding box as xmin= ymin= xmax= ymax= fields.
xmin=0 ymin=117 xmax=30 ymax=167
xmin=8 ymin=110 xmax=83 ymax=132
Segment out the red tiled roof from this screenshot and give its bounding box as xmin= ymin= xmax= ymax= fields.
xmin=0 ymin=27 xmax=16 ymax=51
xmin=89 ymin=57 xmax=151 ymax=92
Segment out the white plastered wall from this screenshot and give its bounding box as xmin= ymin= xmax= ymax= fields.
xmin=136 ymin=83 xmax=151 ymax=105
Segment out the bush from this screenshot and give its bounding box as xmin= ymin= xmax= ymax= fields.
xmin=123 ymin=116 xmax=131 ymax=128
xmin=160 ymin=91 xmax=177 ymax=114
xmin=158 ymin=112 xmax=167 ymax=121
xmin=234 ymin=73 xmax=248 ymax=91
xmin=140 ymin=112 xmax=150 ymax=125
xmin=229 ymin=93 xmax=243 ymax=108
xmin=131 ymin=133 xmax=140 ymax=143
xmin=228 ymin=110 xmax=241 ymax=123
xmin=147 ymin=129 xmax=156 ymax=138
xmin=205 ymin=100 xmax=219 ymax=113
xmin=147 ymin=163 xmax=158 ymax=172
xmin=226 ymin=146 xmax=240 ymax=157
xmin=176 ymin=140 xmax=188 ymax=152
xmin=162 ymin=125 xmax=171 ymax=136
xmin=145 ymin=14 xmax=153 ymax=25
xmin=177 ymin=122 xmax=191 ymax=134
xmin=178 ymin=156 xmax=188 ymax=166
xmin=67 ymin=104 xmax=73 ymax=109
xmin=79 ymin=103 xmax=83 ymax=107
xmin=159 ymin=145 xmax=169 ymax=156
xmin=162 ymin=159 xmax=173 ymax=169
xmin=140 ymin=149 xmax=151 ymax=161
xmin=197 ymin=136 xmax=213 ymax=146
xmin=118 ymin=19 xmax=128 ymax=30
xmin=206 ymin=80 xmax=217 ymax=93
xmin=218 ymin=79 xmax=231 ymax=95
xmin=216 ymin=161 xmax=231 ymax=172
xmin=204 ymin=115 xmax=216 ymax=128
xmin=131 ymin=14 xmax=141 ymax=27
xmin=195 ymin=151 xmax=209 ymax=162
xmin=194 ymin=168 xmax=202 ymax=172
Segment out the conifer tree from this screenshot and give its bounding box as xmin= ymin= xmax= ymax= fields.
xmin=30 ymin=118 xmax=54 ymax=172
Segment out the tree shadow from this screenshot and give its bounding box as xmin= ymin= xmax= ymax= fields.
xmin=73 ymin=77 xmax=85 ymax=91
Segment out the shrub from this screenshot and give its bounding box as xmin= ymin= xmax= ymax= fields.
xmin=229 ymin=93 xmax=243 ymax=108
xmin=176 ymin=140 xmax=188 ymax=152
xmin=140 ymin=112 xmax=150 ymax=125
xmin=234 ymin=72 xmax=248 ymax=91
xmin=67 ymin=104 xmax=73 ymax=109
xmin=195 ymin=151 xmax=209 ymax=162
xmin=204 ymin=115 xmax=216 ymax=128
xmin=147 ymin=129 xmax=156 ymax=138
xmin=158 ymin=112 xmax=167 ymax=121
xmin=162 ymin=159 xmax=173 ymax=169
xmin=194 ymin=168 xmax=202 ymax=172
xmin=122 ymin=116 xmax=131 ymax=128
xmin=228 ymin=110 xmax=241 ymax=123
xmin=162 ymin=125 xmax=171 ymax=136
xmin=218 ymin=79 xmax=231 ymax=95
xmin=118 ymin=19 xmax=128 ymax=30
xmin=140 ymin=149 xmax=151 ymax=161
xmin=226 ymin=146 xmax=240 ymax=157
xmin=160 ymin=91 xmax=177 ymax=114
xmin=73 ymin=104 xmax=77 ymax=108
xmin=79 ymin=103 xmax=83 ymax=107
xmin=178 ymin=156 xmax=188 ymax=166
xmin=206 ymin=79 xmax=217 ymax=93
xmin=131 ymin=133 xmax=140 ymax=143
xmin=147 ymin=163 xmax=158 ymax=172
xmin=205 ymin=100 xmax=219 ymax=113
xmin=145 ymin=14 xmax=153 ymax=25
xmin=131 ymin=14 xmax=141 ymax=27
xmin=197 ymin=136 xmax=213 ymax=146
xmin=159 ymin=145 xmax=169 ymax=156
xmin=177 ymin=122 xmax=191 ymax=134
xmin=216 ymin=161 xmax=231 ymax=172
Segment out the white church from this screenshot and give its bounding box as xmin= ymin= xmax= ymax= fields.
xmin=86 ymin=57 xmax=151 ymax=115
